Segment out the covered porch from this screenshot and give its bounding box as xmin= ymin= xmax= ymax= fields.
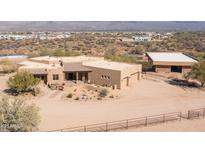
xmin=64 ymin=71 xmax=90 ymax=83
xmin=63 ymin=62 xmax=92 ymax=83
xmin=29 ymin=68 xmax=48 ymax=84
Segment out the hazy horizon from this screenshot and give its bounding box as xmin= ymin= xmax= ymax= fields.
xmin=0 ymin=21 xmax=205 ymax=32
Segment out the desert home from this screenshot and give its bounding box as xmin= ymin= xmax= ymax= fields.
xmin=17 ymin=56 xmax=142 ymax=89
xmin=146 ymin=52 xmax=198 ymax=73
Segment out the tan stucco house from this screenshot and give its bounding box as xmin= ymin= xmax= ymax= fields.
xmin=18 ymin=56 xmax=142 ymax=89
xmin=146 ymin=52 xmax=198 ymax=73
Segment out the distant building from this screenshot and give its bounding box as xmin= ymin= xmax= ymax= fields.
xmin=146 ymin=52 xmax=198 ymax=73
xmin=0 ymin=32 xmax=70 ymax=40
xmin=133 ymin=35 xmax=152 ymax=42
xmin=118 ymin=37 xmax=134 ymax=42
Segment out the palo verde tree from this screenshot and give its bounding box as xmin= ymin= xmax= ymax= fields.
xmin=0 ymin=97 xmax=40 ymax=132
xmin=184 ymin=61 xmax=205 ymax=87
xmin=7 ymin=70 xmax=40 ymax=94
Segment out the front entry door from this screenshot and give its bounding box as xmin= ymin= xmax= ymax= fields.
xmin=67 ymin=73 xmax=76 ymax=80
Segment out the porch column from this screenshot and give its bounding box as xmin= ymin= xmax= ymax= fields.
xmin=76 ymin=72 xmax=78 ymax=83
xmin=138 ymin=72 xmax=141 ymax=80
xmin=82 ymin=73 xmax=85 ymax=82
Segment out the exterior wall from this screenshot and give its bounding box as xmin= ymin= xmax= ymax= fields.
xmin=155 ymin=65 xmax=171 ymax=73
xmin=86 ymin=65 xmax=142 ymax=89
xmin=155 ymin=65 xmax=192 ymax=73
xmin=47 ymin=67 xmax=64 ymax=85
xmin=86 ymin=66 xmax=122 ymax=89
xmin=182 ymin=66 xmax=192 ymax=74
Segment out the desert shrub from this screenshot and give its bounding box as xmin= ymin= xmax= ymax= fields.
xmin=99 ymin=88 xmax=108 ymax=97
xmin=109 ymin=95 xmax=114 ymax=98
xmin=130 ymin=45 xmax=145 ymax=55
xmin=31 ymin=87 xmax=41 ymax=96
xmin=184 ymin=61 xmax=205 ymax=87
xmin=75 ymin=97 xmax=79 ymax=100
xmin=105 ymin=54 xmax=136 ymax=63
xmin=0 ymin=59 xmax=17 ymax=73
xmin=50 ymin=49 xmax=81 ymax=57
xmin=7 ymin=71 xmax=40 ymax=94
xmin=0 ymin=97 xmax=40 ymax=132
xmin=67 ymin=93 xmax=73 ymax=98
xmin=137 ymin=61 xmax=153 ymax=72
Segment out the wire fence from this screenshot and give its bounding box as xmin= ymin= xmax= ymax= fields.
xmin=47 ymin=107 xmax=205 ymax=132
xmin=48 ymin=112 xmax=181 ymax=132
xmin=188 ymin=108 xmax=205 ymax=119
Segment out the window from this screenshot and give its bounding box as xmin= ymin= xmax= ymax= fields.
xmin=101 ymin=75 xmax=111 ymax=80
xmin=53 ymin=74 xmax=59 ymax=80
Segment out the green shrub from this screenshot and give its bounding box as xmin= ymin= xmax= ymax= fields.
xmin=105 ymin=54 xmax=136 ymax=63
xmin=99 ymin=88 xmax=108 ymax=97
xmin=184 ymin=61 xmax=205 ymax=87
xmin=7 ymin=71 xmax=40 ymax=94
xmin=50 ymin=49 xmax=81 ymax=57
xmin=0 ymin=97 xmax=40 ymax=132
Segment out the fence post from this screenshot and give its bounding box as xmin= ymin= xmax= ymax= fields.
xmin=84 ymin=126 xmax=86 ymax=132
xmin=106 ymin=123 xmax=108 ymax=132
xmin=145 ymin=117 xmax=148 ymax=126
xmin=163 ymin=114 xmax=166 ymax=123
xmin=126 ymin=120 xmax=128 ymax=129
xmin=188 ymin=110 xmax=190 ymax=119
xmin=179 ymin=112 xmax=182 ymax=121
xmin=203 ymin=108 xmax=205 ymax=118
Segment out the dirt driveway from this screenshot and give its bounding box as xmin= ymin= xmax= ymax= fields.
xmin=32 ymin=75 xmax=205 ymax=131
xmin=1 ymin=73 xmax=205 ymax=131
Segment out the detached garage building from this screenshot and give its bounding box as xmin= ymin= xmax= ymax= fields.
xmin=146 ymin=52 xmax=198 ymax=73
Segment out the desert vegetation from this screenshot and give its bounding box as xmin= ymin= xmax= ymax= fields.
xmin=1 ymin=32 xmax=204 ymax=66
xmin=7 ymin=71 xmax=40 ymax=95
xmin=105 ymin=54 xmax=136 ymax=63
xmin=0 ymin=59 xmax=17 ymax=73
xmin=0 ymin=97 xmax=40 ymax=132
xmin=184 ymin=61 xmax=205 ymax=87
xmin=99 ymin=88 xmax=109 ymax=97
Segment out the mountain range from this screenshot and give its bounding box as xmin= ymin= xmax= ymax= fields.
xmin=0 ymin=21 xmax=205 ymax=32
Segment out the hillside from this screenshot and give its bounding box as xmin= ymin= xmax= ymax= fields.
xmin=0 ymin=32 xmax=205 ymax=61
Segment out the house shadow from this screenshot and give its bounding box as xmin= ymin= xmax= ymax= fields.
xmin=165 ymin=78 xmax=200 ymax=90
